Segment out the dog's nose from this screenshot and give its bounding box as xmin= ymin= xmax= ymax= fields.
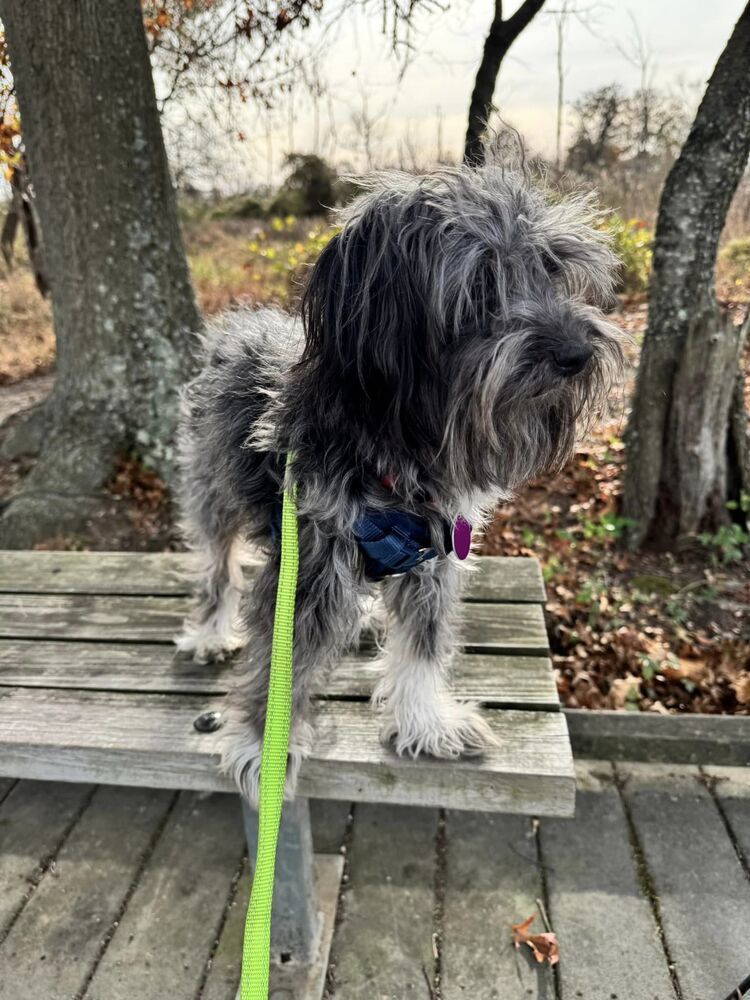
xmin=553 ymin=342 xmax=593 ymax=376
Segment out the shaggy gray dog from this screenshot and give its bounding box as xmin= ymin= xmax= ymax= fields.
xmin=177 ymin=159 xmax=624 ymax=803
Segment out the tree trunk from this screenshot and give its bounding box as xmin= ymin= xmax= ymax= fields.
xmin=0 ymin=0 xmax=202 ymax=548
xmin=464 ymin=0 xmax=546 ymax=166
xmin=622 ymin=4 xmax=750 ymax=548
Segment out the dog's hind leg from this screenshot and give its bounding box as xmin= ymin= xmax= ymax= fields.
xmin=222 ymin=530 xmax=365 ymax=805
xmin=374 ymin=559 xmax=498 ymax=758
xmin=175 ymin=444 xmax=248 ymax=663
xmin=176 ymin=524 xmax=246 ymax=663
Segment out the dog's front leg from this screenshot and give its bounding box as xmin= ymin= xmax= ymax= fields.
xmin=221 ymin=534 xmax=364 ymax=805
xmin=374 ymin=559 xmax=497 ymax=758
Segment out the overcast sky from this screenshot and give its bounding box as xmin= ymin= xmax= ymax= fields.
xmin=200 ymin=0 xmax=745 ymax=188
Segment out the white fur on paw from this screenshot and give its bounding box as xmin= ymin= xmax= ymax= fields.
xmin=379 ymin=698 xmax=498 ymax=758
xmin=175 ymin=618 xmax=245 ymax=663
xmin=373 ymin=668 xmax=499 ymax=759
xmin=220 ymin=718 xmax=313 ymax=807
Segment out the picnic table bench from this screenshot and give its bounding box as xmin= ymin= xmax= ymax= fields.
xmin=0 ymin=550 xmax=573 ymax=999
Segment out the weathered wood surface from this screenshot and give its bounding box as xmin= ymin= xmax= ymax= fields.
xmin=543 ymin=763 xmax=676 ymax=1000
xmin=331 ymin=804 xmax=437 ymax=998
xmin=441 ymin=811 xmax=553 ymax=999
xmin=0 ymin=785 xmax=174 ymax=1000
xmin=0 ymin=639 xmax=558 ymax=710
xmin=0 ymin=592 xmax=549 ymax=653
xmin=84 ymin=791 xmax=245 ymax=1000
xmin=0 ymin=780 xmax=95 ymax=941
xmin=1 ymin=765 xmax=748 ymax=1000
xmin=0 ymin=550 xmax=546 ymax=602
xmin=619 ymin=763 xmax=750 ymax=1000
xmin=0 ymin=777 xmax=14 ymax=804
xmin=704 ymin=765 xmax=750 ymax=864
xmin=0 ymin=688 xmax=575 ymax=816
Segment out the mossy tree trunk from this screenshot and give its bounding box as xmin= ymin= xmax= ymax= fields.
xmin=622 ymin=4 xmax=750 ymax=548
xmin=464 ymin=0 xmax=546 ymax=166
xmin=0 ymin=0 xmax=201 ymax=548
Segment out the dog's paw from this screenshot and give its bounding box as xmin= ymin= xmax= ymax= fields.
xmin=174 ymin=618 xmax=245 ymax=663
xmin=220 ymin=719 xmax=313 ymax=807
xmin=377 ymin=694 xmax=499 ymax=760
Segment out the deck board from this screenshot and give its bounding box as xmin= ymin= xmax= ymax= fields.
xmin=0 ymin=550 xmax=546 ymax=603
xmin=0 ymin=786 xmax=173 ymax=1000
xmin=0 ymin=592 xmax=549 ymax=654
xmin=0 ymin=767 xmax=747 ymax=1000
xmin=331 ymin=804 xmax=437 ymax=998
xmin=0 ymin=687 xmax=575 ymax=816
xmin=0 ymin=639 xmax=558 ymax=710
xmin=543 ymin=763 xmax=676 ymax=1000
xmin=0 ymin=780 xmax=94 ymax=939
xmin=441 ymin=811 xmax=553 ymax=999
xmin=83 ymin=791 xmax=245 ymax=1000
xmin=619 ymin=763 xmax=750 ymax=1000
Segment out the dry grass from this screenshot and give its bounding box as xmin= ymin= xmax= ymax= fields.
xmin=0 ymin=265 xmax=53 ymax=384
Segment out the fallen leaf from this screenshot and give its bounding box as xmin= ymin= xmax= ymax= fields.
xmin=511 ymin=913 xmax=560 ymax=966
xmin=611 ymin=673 xmax=641 ymax=709
xmin=732 ymin=675 xmax=750 ymax=705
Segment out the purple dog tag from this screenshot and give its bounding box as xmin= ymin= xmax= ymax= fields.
xmin=451 ymin=515 xmax=472 ymax=560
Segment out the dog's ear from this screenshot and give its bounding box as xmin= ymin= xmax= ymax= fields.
xmin=300 ymin=198 xmax=441 ymax=444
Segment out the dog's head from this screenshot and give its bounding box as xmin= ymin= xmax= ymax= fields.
xmin=298 ymin=158 xmax=625 ymax=497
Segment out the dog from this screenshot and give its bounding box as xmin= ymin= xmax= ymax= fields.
xmin=176 ymin=155 xmax=625 ymax=803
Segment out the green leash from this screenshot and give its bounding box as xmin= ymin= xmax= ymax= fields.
xmin=239 ymin=455 xmax=298 ymax=1000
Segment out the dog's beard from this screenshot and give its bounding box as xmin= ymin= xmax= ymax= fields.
xmin=440 ymin=320 xmax=624 ymax=497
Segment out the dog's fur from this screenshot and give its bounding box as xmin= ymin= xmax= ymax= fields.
xmin=177 ymin=157 xmax=625 ymax=803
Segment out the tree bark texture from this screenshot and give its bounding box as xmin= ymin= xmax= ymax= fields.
xmin=622 ymin=4 xmax=750 ymax=547
xmin=464 ymin=0 xmax=546 ymax=166
xmin=0 ymin=0 xmax=202 ymax=547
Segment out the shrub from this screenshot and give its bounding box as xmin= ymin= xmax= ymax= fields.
xmin=271 ymin=153 xmax=337 ymax=217
xmin=210 ymin=195 xmax=266 ymax=221
xmin=600 ymin=214 xmax=653 ymax=295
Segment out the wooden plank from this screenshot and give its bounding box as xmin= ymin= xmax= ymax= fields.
xmin=619 ymin=763 xmax=750 ymax=1000
xmin=0 ymin=593 xmax=548 ymax=653
xmin=200 ymin=861 xmax=250 ymax=1000
xmin=84 ymin=791 xmax=245 ymax=1000
xmin=0 ymin=780 xmax=94 ymax=938
xmin=0 ymin=786 xmax=173 ymax=1000
xmin=332 ymin=804 xmax=437 ymax=998
xmin=441 ymin=811 xmax=553 ymax=1000
xmin=0 ymin=777 xmax=14 ymax=804
xmin=0 ymin=593 xmax=188 ymax=643
xmin=201 ymin=854 xmax=343 ymax=1000
xmin=464 ymin=555 xmax=546 ymax=603
xmin=567 ymin=708 xmax=750 ymax=766
xmin=0 ymin=640 xmax=558 ymax=710
xmin=704 ymin=765 xmax=750 ymax=864
xmin=0 ymin=689 xmax=576 ymax=816
xmin=0 ymin=550 xmax=193 ymax=596
xmin=0 ymin=550 xmax=546 ymax=603
xmin=542 ymin=763 xmax=675 ymax=1000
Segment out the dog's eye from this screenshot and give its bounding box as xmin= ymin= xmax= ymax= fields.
xmin=541 ymin=251 xmax=561 ymax=276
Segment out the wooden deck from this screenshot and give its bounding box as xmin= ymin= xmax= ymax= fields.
xmin=0 ymin=762 xmax=748 ymax=999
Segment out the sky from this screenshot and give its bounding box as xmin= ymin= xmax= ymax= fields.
xmin=196 ymin=0 xmax=747 ymax=191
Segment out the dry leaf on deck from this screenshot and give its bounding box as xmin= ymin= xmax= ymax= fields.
xmin=511 ymin=913 xmax=560 ymax=966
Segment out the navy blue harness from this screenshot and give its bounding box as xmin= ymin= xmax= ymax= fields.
xmin=269 ymin=458 xmax=473 ymax=580
xmin=269 ymin=492 xmax=467 ymax=581
xmin=352 ymin=508 xmax=441 ymax=580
